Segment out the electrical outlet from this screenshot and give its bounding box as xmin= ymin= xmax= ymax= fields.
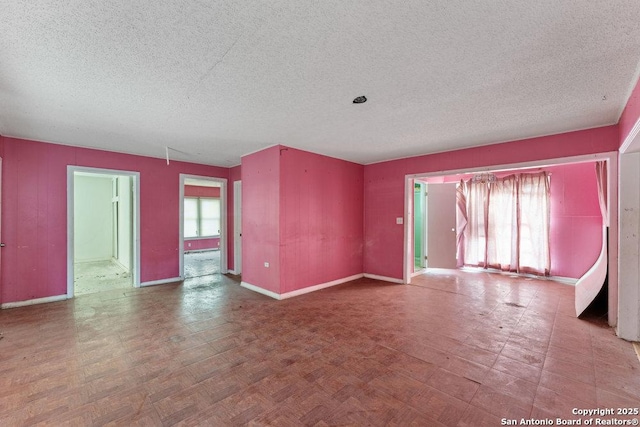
xmin=264 ymin=262 xmax=269 ymax=268
xmin=396 ymin=217 xmax=403 ymax=224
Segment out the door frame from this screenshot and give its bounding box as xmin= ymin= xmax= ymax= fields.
xmin=0 ymin=157 xmax=2 ymax=305
xmin=179 ymin=174 xmax=228 ymax=278
xmin=233 ymin=180 xmax=242 ymax=275
xmin=412 ymin=181 xmax=426 ymax=274
xmin=403 ymin=152 xmax=619 ymax=294
xmin=67 ymin=166 xmax=141 ymax=298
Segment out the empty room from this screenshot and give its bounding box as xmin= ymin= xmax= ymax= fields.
xmin=1 ymin=1 xmax=640 ymax=426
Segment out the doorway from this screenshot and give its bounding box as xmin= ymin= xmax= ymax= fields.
xmin=67 ymin=167 xmax=140 ymax=297
xmin=179 ymin=175 xmax=227 ymax=280
xmin=233 ymin=180 xmax=242 ymax=275
xmin=403 ymin=153 xmax=618 ymax=297
xmin=413 ymin=182 xmax=425 ymax=271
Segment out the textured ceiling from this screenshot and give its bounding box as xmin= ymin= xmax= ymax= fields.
xmin=1 ymin=1 xmax=640 ymax=167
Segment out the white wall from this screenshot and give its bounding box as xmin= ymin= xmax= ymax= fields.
xmin=116 ymin=176 xmax=132 ymax=270
xmin=618 ymin=152 xmax=640 ymax=341
xmin=74 ymin=175 xmax=113 ymax=262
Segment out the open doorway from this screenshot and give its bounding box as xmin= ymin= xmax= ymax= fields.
xmin=233 ymin=180 xmax=242 ymax=276
xmin=413 ymin=182 xmax=426 ymax=271
xmin=403 ymin=153 xmax=618 ymax=322
xmin=67 ymin=167 xmax=140 ymax=297
xmin=179 ymin=175 xmax=227 ymax=280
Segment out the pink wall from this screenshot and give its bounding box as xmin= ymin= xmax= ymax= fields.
xmin=183 ymin=185 xmax=221 ymax=251
xmin=227 ymin=165 xmax=241 ymax=272
xmin=364 ymin=126 xmax=618 ymax=280
xmin=620 ymin=76 xmax=640 ymax=145
xmin=423 ymin=163 xmax=603 ymax=278
xmin=0 ymin=137 xmax=229 ymax=304
xmin=241 ymin=145 xmax=364 ymax=295
xmin=241 ymin=146 xmax=281 ymax=293
xmin=547 ymin=163 xmax=602 ymax=278
xmin=185 ymin=238 xmax=220 ymax=251
xmin=279 ymin=147 xmax=363 ymax=293
xmin=184 ymin=185 xmax=220 ymax=198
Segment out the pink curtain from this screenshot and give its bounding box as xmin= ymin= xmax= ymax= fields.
xmin=462 ymin=172 xmax=550 ymax=276
xmin=463 ymin=181 xmax=489 ymax=267
xmin=595 ymin=161 xmax=609 ymax=226
xmin=456 ymin=180 xmax=468 ymax=267
xmin=518 ymin=172 xmax=550 ymax=275
xmin=486 ymin=175 xmax=519 ymax=271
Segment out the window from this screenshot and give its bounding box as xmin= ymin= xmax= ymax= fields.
xmin=184 ymin=197 xmax=220 ymax=238
xmin=459 ymin=172 xmax=550 ymax=275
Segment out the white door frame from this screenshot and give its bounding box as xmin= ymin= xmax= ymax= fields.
xmin=179 ymin=174 xmax=228 ymax=278
xmin=0 ymin=157 xmax=3 ymax=305
xmin=67 ymin=166 xmax=141 ymax=298
xmin=402 ymin=151 xmax=619 ymax=326
xmin=233 ymin=180 xmax=242 ymax=275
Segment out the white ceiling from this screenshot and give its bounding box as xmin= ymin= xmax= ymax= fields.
xmin=1 ymin=1 xmax=640 ymax=167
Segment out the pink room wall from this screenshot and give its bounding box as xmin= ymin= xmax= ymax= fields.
xmin=279 ymin=147 xmax=364 ymax=293
xmin=422 ymin=162 xmax=603 ymax=278
xmin=183 ymin=185 xmax=220 ymax=251
xmin=364 ymin=126 xmax=619 ymax=280
xmin=241 ymin=146 xmax=281 ymax=294
xmin=547 ymin=163 xmax=602 ymax=278
xmin=227 ymin=165 xmax=241 ymax=272
xmin=184 ymin=238 xmax=219 ymax=251
xmin=0 ymin=137 xmax=229 ymax=304
xmin=619 ymin=76 xmax=640 ymax=144
xmin=184 ymin=185 xmax=220 ymax=198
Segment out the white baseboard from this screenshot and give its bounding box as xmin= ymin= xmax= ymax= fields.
xmin=1 ymin=294 xmax=68 ymax=309
xmin=363 ymin=273 xmax=404 ymax=284
xmin=549 ymin=275 xmax=578 ymax=286
xmin=279 ymin=274 xmax=364 ymax=299
xmin=411 ymin=270 xmax=425 ymax=277
xmin=241 ymin=273 xmax=365 ymax=300
xmin=227 ymin=270 xmax=239 ymax=275
xmin=111 ymin=257 xmax=130 ymax=272
xmin=185 ymin=248 xmax=220 ymax=254
xmin=75 ymin=257 xmax=112 ymax=264
xmin=462 ymin=267 xmax=578 ymax=286
xmin=241 ymin=281 xmax=281 ymax=299
xmin=140 ymin=276 xmax=183 ymax=287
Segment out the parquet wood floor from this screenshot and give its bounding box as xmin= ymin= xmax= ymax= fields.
xmin=0 ymin=270 xmax=638 ymax=426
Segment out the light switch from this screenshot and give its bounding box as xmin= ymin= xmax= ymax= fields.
xmin=396 ymin=217 xmax=403 ymax=224
xmin=264 ymin=262 xmax=270 ymax=268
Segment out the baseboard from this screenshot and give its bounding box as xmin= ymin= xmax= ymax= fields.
xmin=240 ymin=282 xmax=281 ymax=300
xmin=227 ymin=270 xmax=239 ymax=275
xmin=548 ymin=275 xmax=578 ymax=286
xmin=75 ymin=258 xmax=112 ymax=264
xmin=411 ymin=270 xmax=425 ymax=277
xmin=111 ymin=257 xmax=130 ymax=272
xmin=140 ymin=276 xmax=183 ymax=287
xmin=363 ymin=273 xmax=404 ymax=284
xmin=462 ymin=267 xmax=578 ymax=285
xmin=1 ymin=294 xmax=68 ymax=309
xmin=241 ymin=273 xmax=365 ymax=300
xmin=279 ymin=274 xmax=364 ymax=299
xmin=184 ymin=248 xmax=220 ymax=254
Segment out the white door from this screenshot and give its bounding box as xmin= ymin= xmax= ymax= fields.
xmin=427 ymin=183 xmax=457 ymax=268
xmin=233 ymin=181 xmax=242 ymax=274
